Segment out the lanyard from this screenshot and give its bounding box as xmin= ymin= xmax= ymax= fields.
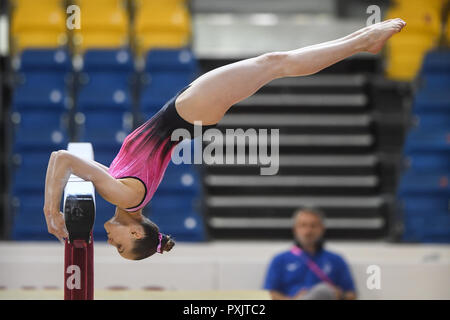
xmin=290 ymin=245 xmax=335 ymax=286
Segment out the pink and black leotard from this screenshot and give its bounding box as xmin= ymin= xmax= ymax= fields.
xmin=108 ymin=84 xmax=217 ymax=212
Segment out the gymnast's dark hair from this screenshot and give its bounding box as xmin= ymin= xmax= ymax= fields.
xmin=131 ymin=218 xmax=175 ymax=260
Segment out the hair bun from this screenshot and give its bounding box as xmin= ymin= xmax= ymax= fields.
xmin=162 ymin=234 xmax=175 ymax=253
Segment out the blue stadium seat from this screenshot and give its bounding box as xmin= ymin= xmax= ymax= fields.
xmin=78 ymin=112 xmax=130 ymax=146
xmin=398 ymin=48 xmax=450 ymax=243
xmin=11 ymin=151 xmax=51 ymax=193
xmin=400 ymin=195 xmax=449 ymax=212
xmin=149 ymin=195 xmax=206 ymax=241
xmin=139 ymin=72 xmax=193 ymax=111
xmin=77 ymin=86 xmax=131 ymax=111
xmin=11 ymin=193 xmax=56 ymax=241
xmin=413 ymin=112 xmax=450 ymax=129
xmin=422 ymin=73 xmax=450 ymax=89
xmin=404 ymin=129 xmax=450 ymax=153
xmin=405 ymin=152 xmax=450 ymax=172
xmin=79 ymin=71 xmax=130 ymax=89
xmin=17 ymin=48 xmax=72 ymax=73
xmin=156 ymin=161 xmax=201 ymax=194
xmin=77 ymin=72 xmax=132 ymax=111
xmin=145 ymin=48 xmax=198 ymax=73
xmin=403 ymin=210 xmax=450 ymax=243
xmin=413 ymin=89 xmax=450 ymax=113
xmin=12 ymin=111 xmax=69 ymax=151
xmin=82 ymin=49 xmax=134 ymax=73
xmin=139 ymin=49 xmax=198 ymax=113
xmin=152 ymin=194 xmax=200 ymax=212
xmin=421 ymin=49 xmax=450 ymax=74
xmin=139 ymin=92 xmax=170 ymax=112
xmin=12 ymin=73 xmax=69 ymax=110
xmin=398 ymin=171 xmax=450 ymax=196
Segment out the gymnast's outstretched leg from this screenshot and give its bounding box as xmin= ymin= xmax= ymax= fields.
xmin=175 ymin=18 xmax=406 ymax=125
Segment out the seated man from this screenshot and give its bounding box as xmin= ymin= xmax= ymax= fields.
xmin=263 ymin=207 xmax=357 ymax=300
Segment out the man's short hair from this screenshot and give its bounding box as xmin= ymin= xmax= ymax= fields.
xmin=292 ymin=207 xmax=326 ymax=224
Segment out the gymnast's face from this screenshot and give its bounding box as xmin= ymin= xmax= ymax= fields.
xmin=104 ymin=210 xmax=145 ymax=260
xmin=293 ymin=211 xmax=324 ymax=248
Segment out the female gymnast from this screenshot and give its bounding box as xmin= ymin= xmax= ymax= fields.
xmin=43 ymin=19 xmax=406 ymax=260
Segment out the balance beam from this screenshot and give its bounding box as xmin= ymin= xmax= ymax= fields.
xmin=63 ymin=142 xmax=96 ymax=300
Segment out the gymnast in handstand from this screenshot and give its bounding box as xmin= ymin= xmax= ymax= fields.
xmin=43 ymin=19 xmax=406 ymax=260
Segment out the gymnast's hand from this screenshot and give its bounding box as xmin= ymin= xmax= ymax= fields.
xmin=43 ymin=208 xmax=69 ymax=244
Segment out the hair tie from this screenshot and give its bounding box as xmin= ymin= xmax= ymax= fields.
xmin=156 ymin=232 xmax=163 ymax=253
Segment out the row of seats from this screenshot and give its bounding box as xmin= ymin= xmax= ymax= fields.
xmin=11 ymin=0 xmax=68 ymax=50
xmin=11 ymin=47 xmax=198 ymax=143
xmin=10 ymin=0 xmax=191 ymax=55
xmin=397 ymin=49 xmax=450 ymax=243
xmin=10 ymin=47 xmax=206 ymax=241
xmin=385 ymin=0 xmax=450 ymax=81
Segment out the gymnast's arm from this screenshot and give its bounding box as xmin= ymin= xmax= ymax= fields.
xmin=43 ymin=150 xmax=141 ymax=240
xmin=44 ymin=150 xmax=141 ymax=211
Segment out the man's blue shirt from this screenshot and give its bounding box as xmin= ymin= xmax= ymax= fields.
xmin=263 ymin=247 xmax=356 ymax=297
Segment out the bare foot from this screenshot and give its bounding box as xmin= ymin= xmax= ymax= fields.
xmin=362 ymin=18 xmax=407 ymax=54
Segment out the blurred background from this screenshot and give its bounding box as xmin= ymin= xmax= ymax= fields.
xmin=0 ymin=0 xmax=449 ymax=299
